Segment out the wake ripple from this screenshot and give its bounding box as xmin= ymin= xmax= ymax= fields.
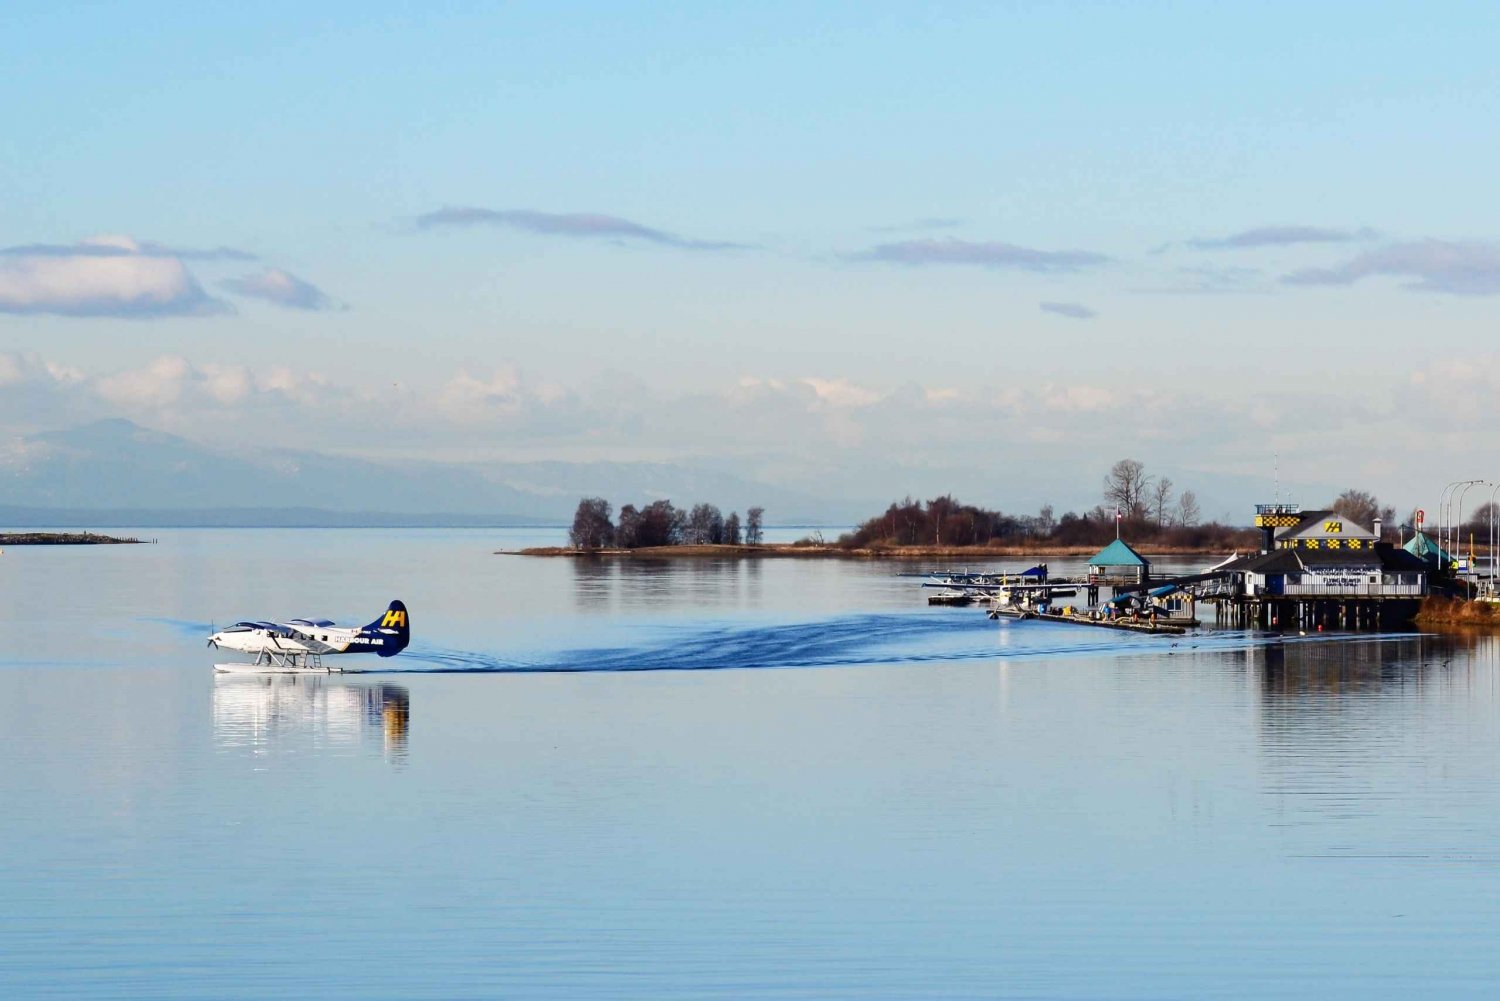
xmin=149 ymin=610 xmax=1424 ymax=676
xmin=383 ymin=612 xmax=1410 ymax=676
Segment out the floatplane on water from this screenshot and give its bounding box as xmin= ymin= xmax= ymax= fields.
xmin=208 ymin=600 xmax=410 ymax=673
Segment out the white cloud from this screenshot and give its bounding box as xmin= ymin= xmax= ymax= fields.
xmin=1039 ymin=384 xmax=1119 ymax=413
xmin=0 ymin=352 xmax=1472 ymax=516
xmin=801 ymin=377 xmax=881 ymax=408
xmin=198 ymin=364 xmax=254 ymax=405
xmin=96 ymin=356 xmax=195 ymax=408
xmin=0 ymin=235 xmax=322 ymax=318
xmin=0 ymin=245 xmax=227 ymax=318
xmin=84 ymin=356 xmax=341 ymax=423
xmin=438 ymin=368 xmax=526 ymax=422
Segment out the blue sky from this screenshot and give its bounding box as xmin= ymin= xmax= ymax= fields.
xmin=2 ymin=2 xmax=1498 ymax=514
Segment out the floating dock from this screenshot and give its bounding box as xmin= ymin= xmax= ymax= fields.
xmin=986 ymin=607 xmax=1187 ymax=635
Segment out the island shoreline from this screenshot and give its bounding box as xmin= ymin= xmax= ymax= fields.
xmin=501 ymin=543 xmax=1236 ymax=560
xmin=0 ymin=532 xmax=143 ymax=545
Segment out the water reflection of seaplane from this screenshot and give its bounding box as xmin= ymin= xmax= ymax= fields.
xmin=213 ymin=676 xmax=411 ymax=764
xmin=207 ymin=600 xmax=409 ymax=673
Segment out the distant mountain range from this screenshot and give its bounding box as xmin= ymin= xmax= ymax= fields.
xmin=0 ymin=419 xmax=863 ymax=527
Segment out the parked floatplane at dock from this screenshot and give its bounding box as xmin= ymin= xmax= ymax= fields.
xmin=208 ymin=600 xmax=410 ymax=673
xmin=922 ymin=565 xmax=1079 ymax=606
xmin=916 ymin=555 xmax=1199 ymax=633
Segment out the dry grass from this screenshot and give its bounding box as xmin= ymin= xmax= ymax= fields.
xmin=1414 ymin=595 xmax=1500 ymax=626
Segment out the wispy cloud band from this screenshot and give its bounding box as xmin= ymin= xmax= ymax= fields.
xmin=853 ymin=237 xmax=1109 ymax=272
xmin=1282 ymin=239 xmax=1500 ymax=295
xmin=415 ymin=207 xmax=746 ymax=251
xmin=1 ymin=236 xmax=257 ymax=261
xmin=221 ymin=268 xmax=340 ymax=311
xmin=1187 ymin=225 xmax=1377 ymax=250
xmin=1040 ymin=301 xmax=1097 ymax=319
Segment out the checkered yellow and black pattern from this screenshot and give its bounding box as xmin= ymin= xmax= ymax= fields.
xmin=1280 ymin=538 xmax=1367 ymax=550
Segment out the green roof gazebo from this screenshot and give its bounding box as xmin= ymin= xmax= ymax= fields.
xmin=1403 ymin=531 xmax=1454 ymax=571
xmin=1088 ymin=538 xmax=1150 ymax=583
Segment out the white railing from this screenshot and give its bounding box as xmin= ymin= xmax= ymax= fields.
xmin=1275 ymin=583 xmax=1424 ymax=597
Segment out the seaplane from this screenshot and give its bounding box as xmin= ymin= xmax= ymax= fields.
xmin=208 ymin=600 xmax=409 ymax=674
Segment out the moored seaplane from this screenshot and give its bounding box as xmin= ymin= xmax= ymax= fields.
xmin=208 ymin=600 xmax=409 ymax=673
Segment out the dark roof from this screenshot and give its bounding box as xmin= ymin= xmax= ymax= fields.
xmin=1377 ymin=545 xmax=1430 ymax=572
xmin=1223 ymin=543 xmax=1426 ymax=575
xmin=1088 ymin=538 xmax=1149 ymax=567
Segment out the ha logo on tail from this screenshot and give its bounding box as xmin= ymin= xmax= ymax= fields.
xmin=209 ymin=600 xmax=410 ymax=673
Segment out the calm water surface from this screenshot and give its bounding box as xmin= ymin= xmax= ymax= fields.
xmin=3 ymin=529 xmax=1499 ymax=998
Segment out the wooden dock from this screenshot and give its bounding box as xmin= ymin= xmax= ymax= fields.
xmin=987 ymin=608 xmax=1187 ymax=635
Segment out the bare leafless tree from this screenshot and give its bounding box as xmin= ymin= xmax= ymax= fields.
xmin=1330 ymin=489 xmax=1380 ymax=528
xmin=1151 ymin=477 xmax=1175 ymax=527
xmin=1177 ymin=490 xmax=1201 ymax=527
xmin=686 ymin=503 xmax=725 ymax=544
xmin=746 ymin=507 xmax=765 ymax=545
xmin=1103 ymin=459 xmax=1153 ymax=519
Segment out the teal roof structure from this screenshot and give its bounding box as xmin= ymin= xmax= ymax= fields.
xmin=1404 ymin=531 xmax=1453 ymax=568
xmin=1088 ymin=538 xmax=1149 ymax=567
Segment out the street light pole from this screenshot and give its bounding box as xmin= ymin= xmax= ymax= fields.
xmin=1457 ymin=481 xmax=1482 ymax=557
xmin=1488 ymin=481 xmax=1500 ymax=591
xmin=1453 ymin=480 xmax=1486 ymax=588
xmin=1439 ymin=481 xmax=1462 ymax=564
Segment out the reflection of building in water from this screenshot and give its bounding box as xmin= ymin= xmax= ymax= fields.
xmin=1250 ymin=636 xmax=1431 ymax=699
xmin=1248 ymin=633 xmax=1500 ymax=832
xmin=213 ymin=677 xmax=410 ymax=764
xmin=1247 ymin=632 xmax=1500 ymax=701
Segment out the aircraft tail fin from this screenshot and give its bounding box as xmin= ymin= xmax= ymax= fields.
xmin=360 ymin=600 xmax=410 ymax=657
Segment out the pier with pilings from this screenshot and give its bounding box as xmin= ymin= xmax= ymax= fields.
xmin=1207 ymin=595 xmax=1420 ymax=630
xmin=1197 ymin=502 xmax=1429 ymax=629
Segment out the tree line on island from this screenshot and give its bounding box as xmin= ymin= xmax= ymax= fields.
xmin=570 ymin=498 xmax=765 ymax=550
xmin=567 ymin=459 xmax=1405 ymax=552
xmin=839 ymin=458 xmax=1229 ymax=550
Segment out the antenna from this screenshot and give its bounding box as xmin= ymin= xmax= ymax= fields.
xmin=1274 ymin=450 xmax=1280 ymax=505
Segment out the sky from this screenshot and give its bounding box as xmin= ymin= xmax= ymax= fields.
xmin=2 ymin=1 xmax=1499 ymax=518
